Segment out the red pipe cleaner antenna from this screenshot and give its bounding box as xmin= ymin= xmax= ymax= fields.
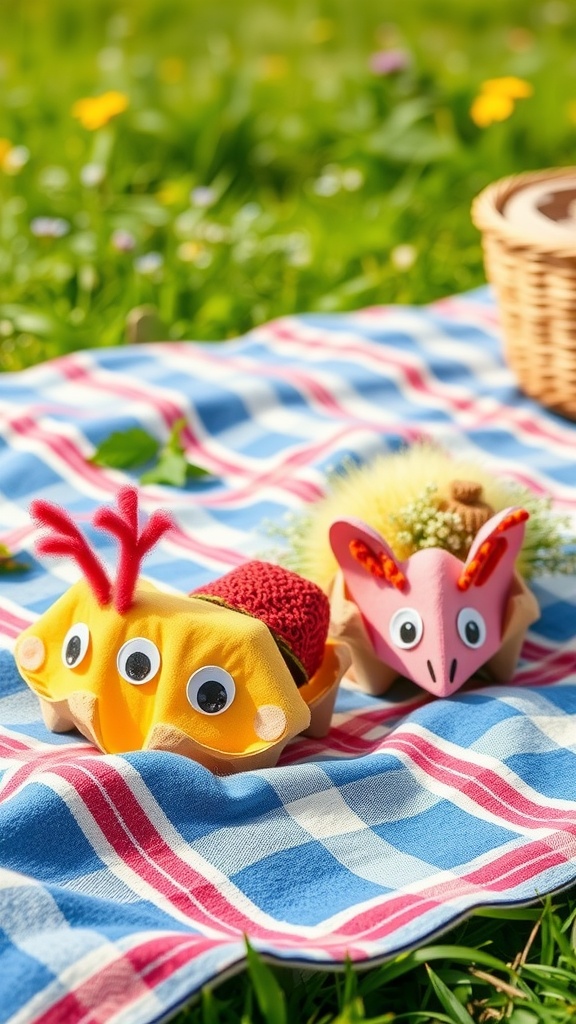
xmin=92 ymin=486 xmax=174 ymax=613
xmin=349 ymin=538 xmax=407 ymax=591
xmin=31 ymin=499 xmax=112 ymax=606
xmin=457 ymin=508 xmax=529 ymax=591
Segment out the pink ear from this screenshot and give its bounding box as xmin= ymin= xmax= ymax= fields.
xmin=329 ymin=518 xmax=407 ymax=591
xmin=458 ymin=507 xmax=529 ymax=592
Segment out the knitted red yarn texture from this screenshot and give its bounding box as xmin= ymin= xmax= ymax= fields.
xmin=191 ymin=561 xmax=330 ymax=681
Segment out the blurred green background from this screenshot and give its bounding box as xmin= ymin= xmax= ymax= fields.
xmin=0 ymin=0 xmax=575 ymax=371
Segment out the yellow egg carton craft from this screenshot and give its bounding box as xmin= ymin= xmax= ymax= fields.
xmin=15 ymin=487 xmax=349 ymax=773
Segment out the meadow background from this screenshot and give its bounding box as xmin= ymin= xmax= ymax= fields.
xmin=2 ymin=0 xmax=576 ymax=373
xmin=2 ymin=0 xmax=576 ymax=1020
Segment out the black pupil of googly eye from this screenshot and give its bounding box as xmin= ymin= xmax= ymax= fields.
xmin=125 ymin=651 xmax=152 ymax=681
xmin=400 ymin=621 xmax=416 ymax=644
xmin=465 ymin=620 xmax=480 ymax=645
xmin=197 ymin=680 xmax=228 ymax=714
xmin=65 ymin=635 xmax=81 ymax=665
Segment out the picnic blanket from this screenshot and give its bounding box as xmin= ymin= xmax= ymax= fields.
xmin=1 ymin=286 xmax=576 ymax=1024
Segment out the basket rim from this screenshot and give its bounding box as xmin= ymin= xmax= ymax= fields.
xmin=471 ymin=165 xmax=576 ymax=255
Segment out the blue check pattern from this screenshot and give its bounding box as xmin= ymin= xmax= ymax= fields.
xmin=0 ymin=287 xmax=575 ymax=1024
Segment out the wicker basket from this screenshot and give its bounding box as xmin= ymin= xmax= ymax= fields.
xmin=471 ymin=167 xmax=576 ymax=419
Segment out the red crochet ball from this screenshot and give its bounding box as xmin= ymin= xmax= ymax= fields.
xmin=191 ymin=561 xmax=329 ymax=683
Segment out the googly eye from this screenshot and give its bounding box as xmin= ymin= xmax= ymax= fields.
xmin=186 ymin=666 xmax=236 ymax=716
xmin=117 ymin=638 xmax=161 ymax=685
xmin=62 ymin=623 xmax=90 ymax=669
xmin=389 ymin=607 xmax=423 ymax=650
xmin=457 ymin=607 xmax=487 ymax=649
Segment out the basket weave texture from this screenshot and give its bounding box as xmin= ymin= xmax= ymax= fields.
xmin=472 ymin=167 xmax=576 ymax=419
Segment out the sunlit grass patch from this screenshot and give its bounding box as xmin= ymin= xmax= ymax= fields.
xmin=1 ymin=0 xmax=576 ymax=369
xmin=178 ymin=897 xmax=576 ymax=1023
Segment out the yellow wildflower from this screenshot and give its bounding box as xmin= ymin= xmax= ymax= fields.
xmin=0 ymin=138 xmax=28 ymax=174
xmin=481 ymin=76 xmax=534 ymax=99
xmin=0 ymin=138 xmax=12 ymax=170
xmin=470 ymin=92 xmax=514 ymax=127
xmin=470 ymin=76 xmax=532 ymax=127
xmin=177 ymin=241 xmax=203 ymax=262
xmin=72 ymin=91 xmax=129 ymax=131
xmin=156 ymin=179 xmax=188 ymax=206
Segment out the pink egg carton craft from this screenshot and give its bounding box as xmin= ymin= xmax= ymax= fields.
xmin=328 ymin=506 xmax=540 ymax=698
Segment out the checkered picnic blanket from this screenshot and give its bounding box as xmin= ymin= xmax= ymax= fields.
xmin=1 ymin=287 xmax=576 ymax=1024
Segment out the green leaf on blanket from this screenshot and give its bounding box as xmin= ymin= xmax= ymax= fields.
xmin=90 ymin=428 xmax=160 ymax=469
xmin=245 ymin=938 xmax=287 ymax=1024
xmin=89 ymin=419 xmax=212 ymax=486
xmin=0 ymin=543 xmax=28 ymax=574
xmin=140 ymin=418 xmax=212 ymax=486
xmin=140 ymin=445 xmax=188 ymax=486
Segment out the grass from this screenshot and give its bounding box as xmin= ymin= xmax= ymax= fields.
xmin=2 ymin=0 xmax=576 ymax=1019
xmin=2 ymin=0 xmax=576 ymax=370
xmin=180 ymin=898 xmax=576 ymax=1024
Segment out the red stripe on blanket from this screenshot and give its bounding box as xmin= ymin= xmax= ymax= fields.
xmin=57 ymin=355 xmax=325 ymax=506
xmin=28 ymin=934 xmax=218 ymax=1024
xmin=385 ymin=733 xmax=576 ymax=831
xmin=39 ymin=759 xmax=315 ymax=942
xmin=337 ymin=834 xmax=575 ymax=945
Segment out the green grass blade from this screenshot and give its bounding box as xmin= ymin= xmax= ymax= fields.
xmin=362 ymin=944 xmax=514 ymax=989
xmin=424 ymin=965 xmax=476 ymax=1024
xmin=244 ymin=939 xmax=287 ymax=1024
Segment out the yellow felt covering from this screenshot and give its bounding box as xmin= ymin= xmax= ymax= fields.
xmin=15 ymin=578 xmax=312 ymax=760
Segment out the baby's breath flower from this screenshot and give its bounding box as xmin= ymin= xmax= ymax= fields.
xmin=389 ymin=485 xmax=471 ymax=558
xmin=397 ymin=531 xmax=412 ymax=546
xmin=269 ymin=450 xmax=576 ymax=585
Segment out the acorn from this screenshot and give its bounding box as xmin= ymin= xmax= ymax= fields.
xmin=444 ymin=479 xmax=494 ymax=539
